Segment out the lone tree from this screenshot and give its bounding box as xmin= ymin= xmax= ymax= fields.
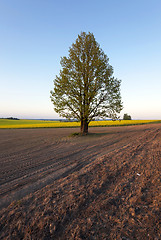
xmin=123 ymin=113 xmax=132 ymax=120
xmin=50 ymin=32 xmax=123 ymax=134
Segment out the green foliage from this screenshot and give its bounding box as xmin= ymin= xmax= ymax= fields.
xmin=50 ymin=32 xmax=123 ymax=132
xmin=123 ymin=113 xmax=132 ymax=120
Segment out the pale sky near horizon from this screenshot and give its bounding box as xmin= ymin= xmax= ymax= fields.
xmin=0 ymin=0 xmax=161 ymax=119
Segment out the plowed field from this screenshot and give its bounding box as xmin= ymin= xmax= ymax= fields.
xmin=0 ymin=124 xmax=161 ymax=239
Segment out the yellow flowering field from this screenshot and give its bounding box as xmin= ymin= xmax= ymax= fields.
xmin=0 ymin=119 xmax=161 ymax=129
xmin=89 ymin=120 xmax=161 ymax=127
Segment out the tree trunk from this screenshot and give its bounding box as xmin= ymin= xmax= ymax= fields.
xmin=81 ymin=118 xmax=88 ymax=134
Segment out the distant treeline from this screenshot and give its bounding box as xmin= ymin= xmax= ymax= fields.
xmin=0 ymin=117 xmax=20 ymax=120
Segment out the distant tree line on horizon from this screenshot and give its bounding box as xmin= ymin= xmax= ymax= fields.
xmin=0 ymin=117 xmax=20 ymax=120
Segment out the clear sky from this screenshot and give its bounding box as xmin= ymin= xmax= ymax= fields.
xmin=0 ymin=0 xmax=161 ymax=119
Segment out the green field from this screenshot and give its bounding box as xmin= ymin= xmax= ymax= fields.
xmin=0 ymin=119 xmax=161 ymax=129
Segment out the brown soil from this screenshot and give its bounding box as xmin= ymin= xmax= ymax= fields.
xmin=0 ymin=124 xmax=161 ymax=239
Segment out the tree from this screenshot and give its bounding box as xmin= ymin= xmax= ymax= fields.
xmin=50 ymin=32 xmax=123 ymax=134
xmin=123 ymin=113 xmax=131 ymax=120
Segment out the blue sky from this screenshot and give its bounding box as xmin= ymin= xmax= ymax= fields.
xmin=0 ymin=0 xmax=161 ymax=119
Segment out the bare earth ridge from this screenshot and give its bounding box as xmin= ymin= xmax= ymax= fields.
xmin=0 ymin=124 xmax=161 ymax=239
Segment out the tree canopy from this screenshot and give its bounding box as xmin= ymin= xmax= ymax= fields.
xmin=50 ymin=32 xmax=123 ymax=134
xmin=123 ymin=113 xmax=132 ymax=120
